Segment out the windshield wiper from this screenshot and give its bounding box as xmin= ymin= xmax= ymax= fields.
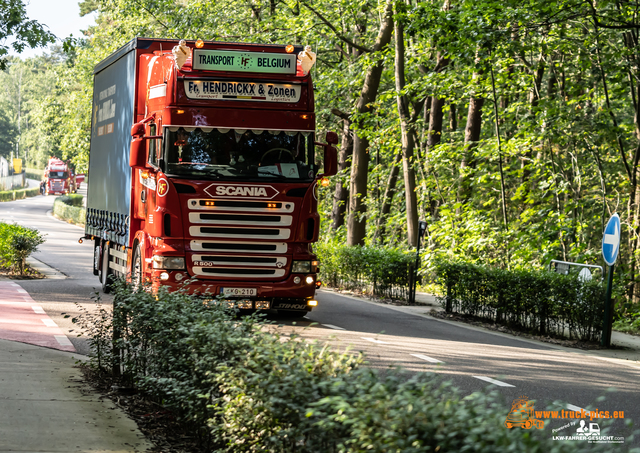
xmin=257 ymin=170 xmax=289 ymax=180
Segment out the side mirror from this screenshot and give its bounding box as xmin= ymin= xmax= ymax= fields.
xmin=326 ymin=131 xmax=339 ymax=145
xmin=130 ymin=138 xmax=146 ymax=167
xmin=131 ymin=122 xmax=145 ymax=137
xmin=323 ymin=145 xmax=338 ymax=177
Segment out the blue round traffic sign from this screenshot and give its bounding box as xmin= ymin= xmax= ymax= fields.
xmin=602 ymin=214 xmax=621 ymax=266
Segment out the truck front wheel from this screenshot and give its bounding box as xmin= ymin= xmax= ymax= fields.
xmin=92 ymin=243 xmax=100 ymax=276
xmin=132 ymin=245 xmax=143 ymax=291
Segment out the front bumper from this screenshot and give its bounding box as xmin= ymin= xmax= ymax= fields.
xmin=149 ymin=269 xmax=318 ymax=310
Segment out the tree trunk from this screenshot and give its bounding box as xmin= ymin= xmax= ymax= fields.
xmin=458 ymin=87 xmax=485 ymax=203
xmin=426 ymin=54 xmax=449 ymax=152
xmin=373 ymin=149 xmax=402 ymax=243
xmin=449 ymin=103 xmax=457 ymax=131
xmin=331 ymin=120 xmax=353 ymax=230
xmin=394 ymin=11 xmax=418 ymax=246
xmin=346 ymin=0 xmax=394 ymax=246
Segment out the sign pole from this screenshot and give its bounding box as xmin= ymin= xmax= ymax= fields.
xmin=601 ymin=213 xmax=620 ymax=348
xmin=409 ymin=221 xmax=428 ymax=306
xmin=601 ymin=264 xmax=615 ymax=347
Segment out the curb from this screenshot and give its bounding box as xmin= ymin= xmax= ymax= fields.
xmin=26 ymin=256 xmax=67 ymax=280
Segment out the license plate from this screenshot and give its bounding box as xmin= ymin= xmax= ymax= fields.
xmin=222 ymin=287 xmax=257 ymax=296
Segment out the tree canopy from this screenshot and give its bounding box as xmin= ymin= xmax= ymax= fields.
xmin=5 ymin=0 xmax=640 ymax=308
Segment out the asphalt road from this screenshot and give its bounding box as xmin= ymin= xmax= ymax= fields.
xmin=1 ymin=189 xmax=639 ymax=447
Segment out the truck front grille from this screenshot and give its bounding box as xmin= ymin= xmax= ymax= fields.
xmin=192 ymin=267 xmax=286 ymax=278
xmin=186 ymin=197 xmax=293 ymax=279
xmin=190 ymin=240 xmax=287 ymax=253
xmin=189 ymin=212 xmax=292 ymax=226
xmin=193 ymin=254 xmax=286 ymax=267
xmin=189 ymin=226 xmax=290 ymax=239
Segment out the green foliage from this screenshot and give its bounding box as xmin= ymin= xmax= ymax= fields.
xmin=24 ymin=170 xmax=42 ymax=180
xmin=0 ymin=222 xmax=44 ymax=275
xmin=73 ymin=282 xmax=624 ymax=453
xmin=0 ymin=108 xmax=16 ymax=157
xmin=316 ymin=240 xmax=413 ymax=300
xmin=0 ymin=0 xmax=55 ymax=70
xmin=433 ymin=261 xmax=605 ymax=341
xmin=612 ymin=312 xmax=640 ymax=336
xmin=0 ymin=186 xmax=39 ymax=201
xmin=52 ymin=194 xmax=85 ymax=225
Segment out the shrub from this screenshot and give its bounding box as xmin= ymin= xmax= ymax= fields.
xmin=316 ymin=241 xmax=413 ymax=300
xmin=73 ymin=282 xmax=627 ymax=453
xmin=0 ymin=186 xmax=40 ymax=202
xmin=53 ymin=194 xmax=85 ymax=225
xmin=0 ymin=222 xmax=45 ymax=275
xmin=434 ymin=261 xmax=605 ymax=341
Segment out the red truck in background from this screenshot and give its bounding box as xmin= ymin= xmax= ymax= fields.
xmin=43 ymin=157 xmax=77 ymax=195
xmin=82 ymin=38 xmax=337 ymax=316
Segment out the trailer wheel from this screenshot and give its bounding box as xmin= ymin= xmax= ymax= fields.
xmin=101 ymin=242 xmax=114 ymax=294
xmin=132 ymin=245 xmax=143 ymax=292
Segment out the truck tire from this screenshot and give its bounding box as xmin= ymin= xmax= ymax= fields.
xmin=132 ymin=245 xmax=142 ymax=292
xmin=93 ymin=242 xmax=100 ymax=276
xmin=101 ymin=242 xmax=114 ymax=294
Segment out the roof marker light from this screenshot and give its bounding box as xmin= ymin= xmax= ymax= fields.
xmin=195 ymin=39 xmax=204 ymax=49
xmin=285 ymin=44 xmax=295 ymax=53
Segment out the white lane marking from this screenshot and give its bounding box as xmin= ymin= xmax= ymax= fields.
xmin=361 ymin=337 xmax=390 ymax=344
xmin=42 ymin=319 xmax=58 ymax=327
xmin=322 ymin=324 xmax=345 ymax=330
xmin=411 ymin=353 xmax=444 ymax=364
xmin=567 ymin=404 xmax=587 ymax=413
xmin=16 ymin=289 xmax=27 ymax=294
xmin=32 ymin=306 xmax=46 ymax=314
xmin=54 ymin=335 xmax=73 ymax=346
xmin=473 ymin=376 xmax=515 ymax=387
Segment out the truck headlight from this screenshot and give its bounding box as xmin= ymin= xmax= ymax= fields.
xmin=152 ymin=256 xmax=185 ymax=270
xmin=291 ymin=260 xmax=311 ymax=273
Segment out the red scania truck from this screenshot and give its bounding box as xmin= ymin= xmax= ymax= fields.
xmin=43 ymin=157 xmax=76 ymax=195
xmin=83 ymin=38 xmax=337 ymax=316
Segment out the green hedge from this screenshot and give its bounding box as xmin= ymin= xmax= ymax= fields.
xmin=53 ymin=194 xmax=85 ymax=225
xmin=72 ymin=282 xmax=621 ymax=453
xmin=434 ymin=261 xmax=605 ymax=341
xmin=0 ymin=186 xmax=40 ymax=202
xmin=316 ymin=241 xmax=413 ymax=300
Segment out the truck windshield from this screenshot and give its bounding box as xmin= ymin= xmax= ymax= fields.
xmin=49 ymin=171 xmax=68 ymax=178
xmin=164 ymin=127 xmax=316 ymax=180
